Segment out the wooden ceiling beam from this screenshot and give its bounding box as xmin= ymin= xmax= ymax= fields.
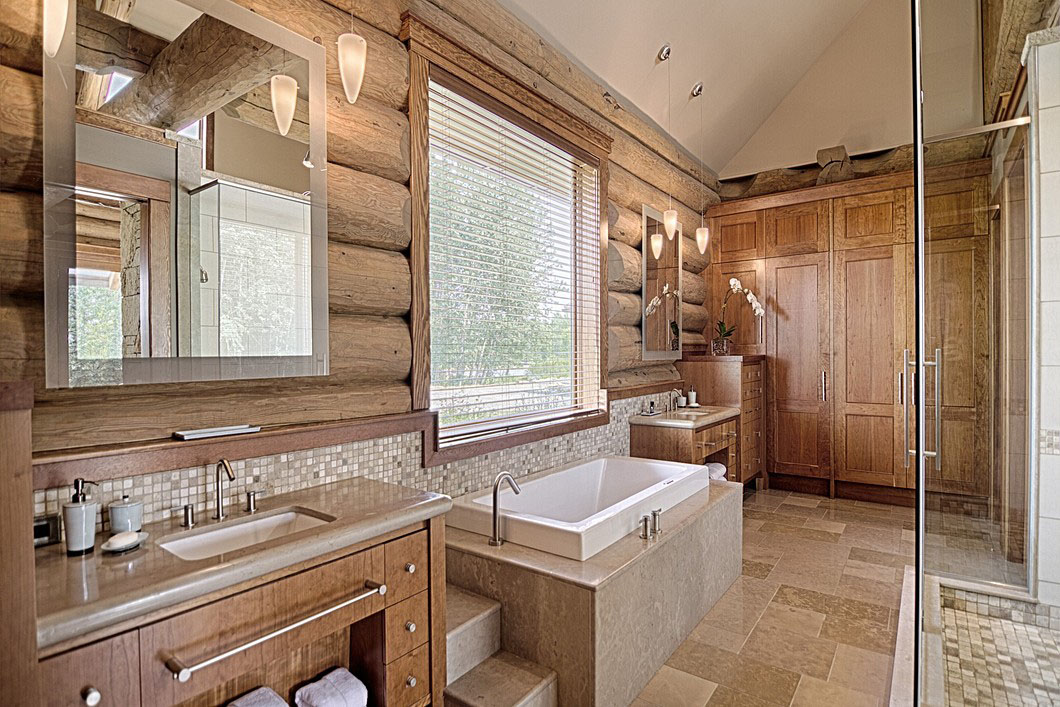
xmin=100 ymin=13 xmax=285 ymax=131
xmin=220 ymin=84 xmax=310 ymax=143
xmin=75 ymin=0 xmax=168 ymax=77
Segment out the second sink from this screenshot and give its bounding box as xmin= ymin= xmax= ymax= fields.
xmin=159 ymin=507 xmax=335 ymax=561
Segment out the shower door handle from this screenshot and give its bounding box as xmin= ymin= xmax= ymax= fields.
xmin=921 ymin=348 xmax=941 ymax=470
xmin=901 ymin=349 xmax=909 ymax=469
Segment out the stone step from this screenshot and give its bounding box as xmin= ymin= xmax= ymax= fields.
xmin=444 ymin=651 xmax=558 ymax=707
xmin=446 ymin=584 xmax=501 ymax=685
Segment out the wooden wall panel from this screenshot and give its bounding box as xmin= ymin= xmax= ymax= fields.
xmin=832 ymin=189 xmax=909 ymax=250
xmin=709 ymin=260 xmax=765 ymax=354
xmin=765 ymin=200 xmax=830 ymax=257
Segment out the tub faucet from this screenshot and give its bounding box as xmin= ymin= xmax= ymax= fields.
xmin=213 ymin=458 xmax=236 ymax=520
xmin=489 ymin=472 xmax=522 ymax=547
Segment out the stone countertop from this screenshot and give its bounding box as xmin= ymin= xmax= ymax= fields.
xmin=35 ymin=477 xmax=451 ymax=650
xmin=446 ymin=480 xmax=741 ymax=591
xmin=628 ymin=406 xmax=740 ymax=430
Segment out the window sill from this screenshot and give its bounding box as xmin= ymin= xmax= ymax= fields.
xmin=422 ymin=409 xmax=610 ymax=467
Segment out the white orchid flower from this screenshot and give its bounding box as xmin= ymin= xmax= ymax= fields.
xmin=730 ymin=278 xmax=742 ymax=293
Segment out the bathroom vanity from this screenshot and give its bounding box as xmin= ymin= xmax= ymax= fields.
xmin=32 ymin=479 xmax=451 ymax=706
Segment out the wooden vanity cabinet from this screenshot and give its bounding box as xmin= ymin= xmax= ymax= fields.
xmin=38 ymin=525 xmax=444 ymax=707
xmin=629 ymin=418 xmax=738 ymax=478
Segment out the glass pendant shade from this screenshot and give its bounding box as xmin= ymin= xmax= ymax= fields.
xmin=696 ymin=225 xmax=710 ymax=254
xmin=270 ymin=75 xmax=298 ymax=137
xmin=44 ymin=0 xmax=68 ymax=58
xmin=651 ymin=232 xmax=664 ymax=260
xmin=337 ymin=33 xmax=368 ymax=104
xmin=663 ymin=209 xmax=678 ymax=239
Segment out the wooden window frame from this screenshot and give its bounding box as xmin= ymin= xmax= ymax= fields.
xmin=402 ymin=13 xmax=612 ymax=466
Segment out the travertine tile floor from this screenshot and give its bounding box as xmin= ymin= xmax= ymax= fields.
xmin=633 ymin=488 xmax=914 ymax=707
xmin=924 ymin=509 xmax=1026 ymax=586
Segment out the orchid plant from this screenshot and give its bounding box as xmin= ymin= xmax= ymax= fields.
xmin=714 ymin=277 xmax=764 ymax=353
xmin=645 ymin=282 xmax=682 ymax=351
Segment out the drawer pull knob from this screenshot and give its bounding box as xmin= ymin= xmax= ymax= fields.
xmin=406 ymin=676 xmax=417 ymax=688
xmin=82 ymin=687 xmax=102 ymax=706
xmin=406 ymin=621 xmax=417 ymax=633
xmin=405 ymin=562 xmax=416 ymax=574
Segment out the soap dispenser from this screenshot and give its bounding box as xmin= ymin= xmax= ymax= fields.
xmin=63 ymin=478 xmax=99 ymax=556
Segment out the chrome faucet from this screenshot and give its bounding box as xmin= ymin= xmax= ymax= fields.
xmin=488 ymin=472 xmax=522 ymax=547
xmin=669 ymin=388 xmax=682 ymax=411
xmin=213 ymin=458 xmax=236 ymax=520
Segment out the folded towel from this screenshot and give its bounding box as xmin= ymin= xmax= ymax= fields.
xmin=228 ymin=687 xmax=288 ymax=707
xmin=294 ymin=667 xmax=369 ymax=707
xmin=706 ymin=463 xmax=728 ymax=480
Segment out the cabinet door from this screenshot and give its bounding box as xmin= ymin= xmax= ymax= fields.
xmin=710 ymin=260 xmax=765 ymax=354
xmin=766 ymin=253 xmax=831 ymax=478
xmin=765 ymin=200 xmax=830 ymax=257
xmin=833 ymin=245 xmax=908 ymax=486
xmin=833 ymin=189 xmax=909 ymax=249
xmin=39 ymin=632 xmax=141 ymax=707
xmin=924 ymin=236 xmax=990 ymax=496
xmin=710 ymin=210 xmax=765 ymax=262
xmin=925 ymin=174 xmax=989 ymax=241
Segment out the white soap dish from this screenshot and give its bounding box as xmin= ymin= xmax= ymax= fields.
xmin=102 ymin=531 xmax=149 ymax=554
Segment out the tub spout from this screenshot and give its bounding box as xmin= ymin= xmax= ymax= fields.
xmin=489 ymin=472 xmax=522 ymax=547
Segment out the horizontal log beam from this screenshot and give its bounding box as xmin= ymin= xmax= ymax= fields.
xmin=221 ymin=85 xmax=309 ymax=144
xmin=607 ymin=363 xmax=680 ymax=390
xmin=681 ymin=301 xmax=708 ymax=332
xmin=0 ymin=191 xmax=43 ymax=296
xmin=607 ymin=240 xmax=640 ymax=293
xmin=0 ymin=65 xmax=42 ymax=191
xmin=329 ymin=314 xmax=411 ymax=382
xmin=609 ymin=201 xmax=640 ymax=247
xmin=0 ymin=0 xmax=42 ymax=74
xmin=328 ymin=242 xmax=411 ymax=316
xmin=607 ymin=291 xmax=641 ymax=327
xmin=682 ymin=237 xmax=709 ymax=274
xmin=327 ymin=91 xmax=411 ymax=183
xmin=682 ymin=272 xmax=707 ymax=305
xmin=76 ymin=0 xmax=168 ymax=77
xmin=327 ymin=163 xmax=411 ymax=251
xmin=609 ymin=164 xmax=701 ymax=237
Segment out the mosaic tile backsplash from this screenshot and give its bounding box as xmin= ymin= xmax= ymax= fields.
xmin=36 ymin=393 xmax=669 ymax=534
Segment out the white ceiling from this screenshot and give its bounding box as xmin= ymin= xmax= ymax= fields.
xmin=496 ymin=0 xmax=873 ymax=178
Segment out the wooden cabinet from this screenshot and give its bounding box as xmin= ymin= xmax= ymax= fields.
xmin=832 ymin=188 xmax=909 ymax=250
xmin=673 ymin=356 xmax=765 ymax=484
xmin=765 ymin=253 xmax=831 ymax=479
xmin=629 ymin=416 xmax=739 ymax=480
xmin=710 ymin=260 xmax=765 ymax=354
xmin=39 ymin=632 xmax=141 ymax=707
xmin=832 ymin=245 xmax=910 ymax=488
xmin=709 ymin=210 xmax=765 ymax=262
xmin=765 ymin=200 xmax=830 ymax=257
xmin=925 ymin=175 xmax=989 ymax=241
xmin=40 ymin=527 xmax=444 ymax=706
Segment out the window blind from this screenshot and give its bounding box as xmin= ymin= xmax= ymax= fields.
xmin=427 ymin=78 xmax=604 ymax=442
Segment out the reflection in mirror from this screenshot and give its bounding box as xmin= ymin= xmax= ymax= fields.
xmin=641 ymin=205 xmax=683 ymax=361
xmin=44 ymin=0 xmax=327 ymax=387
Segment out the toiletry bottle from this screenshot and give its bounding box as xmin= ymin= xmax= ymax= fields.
xmin=63 ymin=478 xmax=99 ymax=556
xmin=689 ymin=384 xmax=698 ymax=406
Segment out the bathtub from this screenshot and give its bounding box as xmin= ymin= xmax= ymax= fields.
xmin=446 ymin=456 xmax=710 ymax=560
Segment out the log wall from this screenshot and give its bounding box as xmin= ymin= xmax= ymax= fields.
xmin=0 ymin=0 xmax=716 ymax=454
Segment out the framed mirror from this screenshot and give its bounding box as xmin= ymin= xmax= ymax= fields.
xmin=43 ymin=0 xmax=328 ymax=388
xmin=641 ymin=205 xmax=682 ymax=361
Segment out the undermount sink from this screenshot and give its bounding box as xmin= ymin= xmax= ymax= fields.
xmin=159 ymin=507 xmax=336 ymax=561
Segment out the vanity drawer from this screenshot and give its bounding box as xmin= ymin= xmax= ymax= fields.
xmin=386 ymin=643 xmax=430 ymax=707
xmin=139 ymin=547 xmax=384 ymax=705
xmin=741 ymin=397 xmax=763 ymax=419
xmin=742 ymin=381 xmax=763 ymax=400
xmin=385 ymin=531 xmax=429 ymax=605
xmin=385 ymin=591 xmax=430 ymax=663
xmin=39 ymin=631 xmax=140 ymax=706
xmin=695 ymin=420 xmax=737 ymax=455
xmin=742 ymin=363 xmax=763 ymax=382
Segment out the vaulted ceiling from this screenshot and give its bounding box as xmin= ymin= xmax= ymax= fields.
xmin=496 ymin=0 xmax=874 ymax=177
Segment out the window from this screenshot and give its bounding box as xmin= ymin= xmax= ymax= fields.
xmin=426 ymin=77 xmax=604 ymax=444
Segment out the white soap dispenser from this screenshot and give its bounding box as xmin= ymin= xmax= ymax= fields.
xmin=63 ymin=478 xmax=99 ymax=556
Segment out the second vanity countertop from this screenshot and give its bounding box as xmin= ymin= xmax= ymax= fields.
xmin=35 ymin=477 xmax=452 ymax=651
xmin=629 ymin=406 xmax=740 ymax=430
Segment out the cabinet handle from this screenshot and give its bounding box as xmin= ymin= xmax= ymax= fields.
xmin=821 ymin=371 xmax=827 ymax=402
xmin=164 ymin=580 xmax=387 ymax=683
xmin=405 ymin=562 xmax=416 ymax=574
xmin=82 ymin=687 xmax=101 ymax=706
xmin=406 ymin=676 xmax=418 ymax=688
xmin=406 ymin=621 xmax=417 ymax=633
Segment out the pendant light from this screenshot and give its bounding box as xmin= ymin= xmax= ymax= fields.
xmin=337 ymin=15 xmax=367 ymax=105
xmin=271 ymin=51 xmax=298 ymax=137
xmin=691 ymin=81 xmax=709 ymax=255
xmin=43 ymin=0 xmax=68 ymax=58
xmin=651 ymin=231 xmax=664 ymax=260
xmin=659 ymin=43 xmax=678 ymax=240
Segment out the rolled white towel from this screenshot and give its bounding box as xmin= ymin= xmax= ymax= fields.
xmin=228 ymin=686 xmax=288 ymax=707
xmin=294 ymin=667 xmax=369 ymax=707
xmin=706 ymin=463 xmax=728 ymax=480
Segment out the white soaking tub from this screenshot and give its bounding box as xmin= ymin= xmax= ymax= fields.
xmin=447 ymin=456 xmax=710 ymax=560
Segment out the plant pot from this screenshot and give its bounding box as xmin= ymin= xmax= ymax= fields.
xmin=711 ymin=337 xmax=731 ymax=356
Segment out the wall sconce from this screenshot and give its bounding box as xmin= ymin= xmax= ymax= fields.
xmin=43 ymin=0 xmax=69 ymax=58
xmin=651 ymin=232 xmax=664 ymax=260
xmin=271 ymin=74 xmax=298 ymax=136
xmin=696 ymin=225 xmax=709 ymax=255
xmin=337 ymin=33 xmax=368 ymax=104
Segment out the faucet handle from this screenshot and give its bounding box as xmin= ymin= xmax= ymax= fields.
xmin=651 ymin=508 xmax=663 ymax=535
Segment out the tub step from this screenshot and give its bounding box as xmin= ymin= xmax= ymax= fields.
xmin=446 ymin=584 xmax=501 ymax=685
xmin=444 ymin=651 xmax=558 ymax=707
